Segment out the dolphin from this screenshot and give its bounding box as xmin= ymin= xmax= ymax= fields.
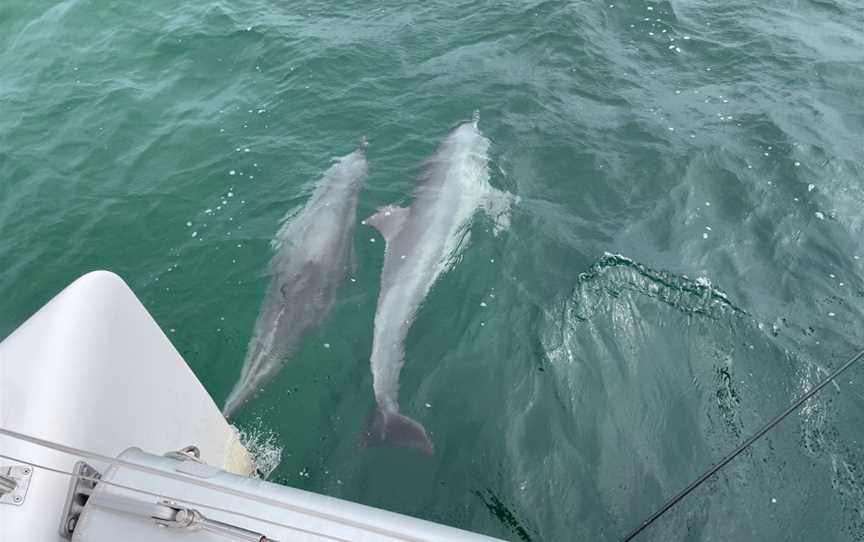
xmin=223 ymin=140 xmax=369 ymax=418
xmin=361 ymin=116 xmax=514 ymax=454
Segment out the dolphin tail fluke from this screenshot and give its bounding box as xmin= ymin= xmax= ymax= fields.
xmin=361 ymin=407 xmax=434 ymax=455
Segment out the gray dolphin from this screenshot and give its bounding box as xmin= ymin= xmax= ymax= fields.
xmin=361 ymin=117 xmax=514 ymax=453
xmin=223 ymin=140 xmax=369 ymax=418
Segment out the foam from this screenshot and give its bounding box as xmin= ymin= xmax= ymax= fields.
xmin=231 ymin=423 xmax=283 ymax=479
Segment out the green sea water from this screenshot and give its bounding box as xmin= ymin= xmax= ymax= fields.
xmin=3 ymin=1 xmax=864 ymax=540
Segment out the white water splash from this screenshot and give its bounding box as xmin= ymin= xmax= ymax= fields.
xmin=232 ymin=424 xmax=283 ymax=479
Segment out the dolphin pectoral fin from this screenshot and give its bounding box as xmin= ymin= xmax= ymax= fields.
xmin=482 ymin=187 xmax=518 ymax=236
xmin=362 ymin=205 xmax=409 ymax=242
xmin=360 ymin=407 xmax=434 ymax=455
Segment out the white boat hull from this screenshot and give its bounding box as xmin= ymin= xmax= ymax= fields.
xmin=0 ymin=271 xmax=503 ymax=541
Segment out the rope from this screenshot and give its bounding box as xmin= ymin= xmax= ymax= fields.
xmin=0 ymin=451 xmax=349 ymax=542
xmin=623 ymin=348 xmax=864 ymax=541
xmin=0 ymin=427 xmax=427 ymax=542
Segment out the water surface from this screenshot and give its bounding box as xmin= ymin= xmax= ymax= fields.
xmin=2 ymin=1 xmax=864 ymax=540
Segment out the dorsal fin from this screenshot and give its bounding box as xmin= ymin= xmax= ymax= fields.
xmin=362 ymin=205 xmax=409 ymax=242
